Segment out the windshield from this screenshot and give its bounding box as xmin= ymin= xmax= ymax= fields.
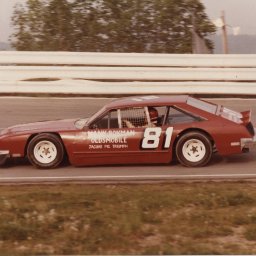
xmin=87 ymin=107 xmax=107 ymax=125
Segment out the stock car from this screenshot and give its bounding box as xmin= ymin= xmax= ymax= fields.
xmin=0 ymin=95 xmax=255 ymax=169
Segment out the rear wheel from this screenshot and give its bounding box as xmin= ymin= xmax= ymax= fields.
xmin=27 ymin=133 xmax=64 ymax=169
xmin=175 ymin=131 xmax=212 ymax=167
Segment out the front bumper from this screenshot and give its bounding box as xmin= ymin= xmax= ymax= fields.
xmin=0 ymin=150 xmax=10 ymax=165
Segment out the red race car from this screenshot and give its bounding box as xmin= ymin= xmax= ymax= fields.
xmin=0 ymin=95 xmax=255 ymax=169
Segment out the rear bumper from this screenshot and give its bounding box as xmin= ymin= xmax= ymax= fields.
xmin=241 ymin=136 xmax=256 ymax=151
xmin=0 ymin=150 xmax=10 ymax=165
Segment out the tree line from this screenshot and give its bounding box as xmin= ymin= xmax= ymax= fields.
xmin=11 ymin=0 xmax=216 ymax=53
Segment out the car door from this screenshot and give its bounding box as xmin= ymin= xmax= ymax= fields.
xmin=72 ymin=106 xmax=171 ymax=165
xmin=118 ymin=106 xmax=171 ymax=164
xmin=72 ymin=109 xmax=128 ymax=165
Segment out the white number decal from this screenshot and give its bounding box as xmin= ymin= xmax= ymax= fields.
xmin=164 ymin=127 xmax=174 ymax=148
xmin=142 ymin=127 xmax=174 ymax=149
xmin=142 ymin=127 xmax=162 ymax=149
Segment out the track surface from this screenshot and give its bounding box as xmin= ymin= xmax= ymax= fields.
xmin=0 ymin=97 xmax=256 ymax=184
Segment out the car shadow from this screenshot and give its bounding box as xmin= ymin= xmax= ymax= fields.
xmin=1 ymin=158 xmax=30 ymax=169
xmin=209 ymin=151 xmax=255 ymax=166
xmin=1 ymin=151 xmax=255 ymax=169
xmin=1 ymin=157 xmax=69 ymax=169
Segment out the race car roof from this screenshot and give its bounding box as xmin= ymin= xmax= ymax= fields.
xmin=106 ymin=95 xmax=189 ymax=109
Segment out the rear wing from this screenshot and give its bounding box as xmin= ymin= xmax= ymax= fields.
xmin=240 ymin=110 xmax=255 ymax=136
xmin=220 ymin=107 xmax=252 ymax=125
xmin=186 ymin=97 xmax=252 ymax=125
xmin=241 ymin=110 xmax=251 ymax=125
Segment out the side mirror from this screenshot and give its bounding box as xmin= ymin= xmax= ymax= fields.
xmin=89 ymin=124 xmax=98 ymax=129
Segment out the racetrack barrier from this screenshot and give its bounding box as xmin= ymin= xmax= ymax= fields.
xmin=0 ymin=51 xmax=256 ymax=96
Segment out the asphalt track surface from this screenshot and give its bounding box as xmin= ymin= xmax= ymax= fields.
xmin=0 ymin=97 xmax=256 ymax=184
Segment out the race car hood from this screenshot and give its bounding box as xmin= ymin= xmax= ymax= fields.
xmin=1 ymin=118 xmax=83 ymax=135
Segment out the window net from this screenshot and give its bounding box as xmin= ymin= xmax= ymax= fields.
xmin=121 ymin=108 xmax=147 ymax=128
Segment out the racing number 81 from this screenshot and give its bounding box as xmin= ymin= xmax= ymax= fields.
xmin=142 ymin=127 xmax=174 ymax=149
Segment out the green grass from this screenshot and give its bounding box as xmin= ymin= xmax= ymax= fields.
xmin=0 ymin=182 xmax=256 ymax=255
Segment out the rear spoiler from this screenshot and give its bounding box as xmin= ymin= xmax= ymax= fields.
xmin=241 ymin=110 xmax=251 ymax=125
xmin=219 ymin=107 xmax=252 ymax=125
xmin=241 ymin=110 xmax=255 ymax=136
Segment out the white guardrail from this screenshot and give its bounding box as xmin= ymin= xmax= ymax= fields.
xmin=1 ymin=51 xmax=256 ymax=96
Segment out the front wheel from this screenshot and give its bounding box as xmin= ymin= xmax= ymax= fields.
xmin=27 ymin=133 xmax=64 ymax=169
xmin=175 ymin=131 xmax=213 ymax=167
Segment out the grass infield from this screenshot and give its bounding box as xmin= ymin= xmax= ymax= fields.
xmin=0 ymin=182 xmax=256 ymax=255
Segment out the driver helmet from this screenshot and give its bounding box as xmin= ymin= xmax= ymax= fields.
xmin=148 ymin=107 xmax=158 ymax=124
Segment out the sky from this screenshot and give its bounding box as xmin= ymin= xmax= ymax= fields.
xmin=1 ymin=0 xmax=256 ymax=43
xmin=0 ymin=0 xmax=26 ymax=42
xmin=201 ymin=0 xmax=256 ymax=36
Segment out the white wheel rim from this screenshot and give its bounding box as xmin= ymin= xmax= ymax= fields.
xmin=182 ymin=139 xmax=206 ymax=163
xmin=33 ymin=140 xmax=57 ymax=164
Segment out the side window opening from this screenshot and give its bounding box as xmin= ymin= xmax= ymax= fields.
xmin=121 ymin=107 xmax=147 ymax=128
xmin=166 ymin=106 xmax=202 ymax=125
xmin=152 ymin=106 xmax=168 ymax=126
xmin=121 ymin=106 xmax=167 ymax=128
xmin=91 ymin=110 xmax=119 ymax=129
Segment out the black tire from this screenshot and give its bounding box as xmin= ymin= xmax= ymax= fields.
xmin=27 ymin=133 xmax=64 ymax=169
xmin=175 ymin=131 xmax=213 ymax=167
